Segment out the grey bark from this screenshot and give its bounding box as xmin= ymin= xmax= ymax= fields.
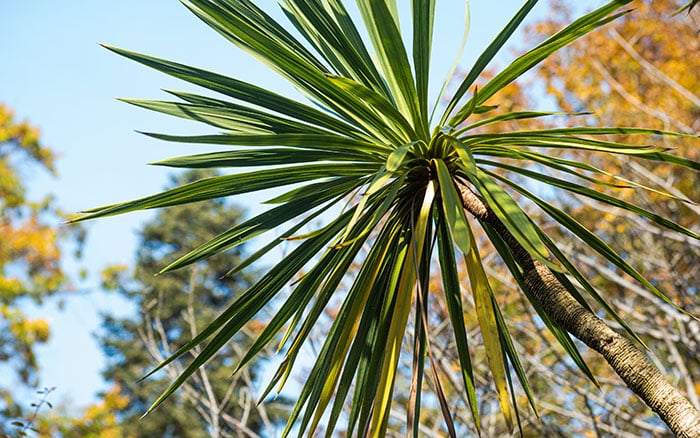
xmin=457 ymin=181 xmax=700 ymax=437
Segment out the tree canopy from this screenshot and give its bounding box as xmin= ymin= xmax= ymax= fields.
xmin=72 ymin=1 xmax=700 ymax=435
xmin=0 ymin=103 xmax=80 ymax=434
xmin=96 ymin=170 xmax=289 ymax=437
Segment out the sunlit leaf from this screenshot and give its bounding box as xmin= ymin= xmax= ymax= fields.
xmin=434 ymin=158 xmax=472 ymax=254
xmin=83 ymin=0 xmax=700 ymax=434
xmin=464 ymin=226 xmax=514 ymax=432
xmin=437 ymin=217 xmax=480 ymax=432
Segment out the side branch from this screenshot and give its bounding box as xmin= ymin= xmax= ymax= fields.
xmin=456 ymin=181 xmax=700 ymax=437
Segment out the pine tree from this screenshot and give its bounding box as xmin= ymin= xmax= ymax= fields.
xmin=97 ymin=170 xmax=289 ymax=437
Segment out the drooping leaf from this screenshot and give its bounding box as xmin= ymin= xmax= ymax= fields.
xmin=464 ymin=226 xmax=514 ymax=432
xmin=481 ymin=221 xmax=599 ymax=385
xmin=434 ymin=158 xmax=472 ymax=254
xmin=370 ymin=180 xmax=435 ymax=436
xmin=437 ymin=216 xmax=480 ymax=432
xmin=471 ymin=170 xmax=556 ymax=270
xmin=487 ymin=168 xmax=687 ymax=313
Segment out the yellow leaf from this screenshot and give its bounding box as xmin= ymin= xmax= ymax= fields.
xmin=464 ymin=227 xmax=514 ymax=432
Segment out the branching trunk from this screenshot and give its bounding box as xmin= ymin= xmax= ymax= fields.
xmin=457 ymin=181 xmax=700 ymax=437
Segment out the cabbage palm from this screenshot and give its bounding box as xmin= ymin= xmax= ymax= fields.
xmin=74 ymin=0 xmax=700 ymax=435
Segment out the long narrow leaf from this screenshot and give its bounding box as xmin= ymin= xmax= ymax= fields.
xmin=141 ymin=132 xmax=390 ymax=155
xmin=488 ymin=170 xmax=687 ymax=312
xmin=465 ymin=134 xmax=666 ymax=155
xmin=434 ymin=158 xmax=472 ymax=254
xmin=102 ymin=45 xmax=365 ymax=138
xmin=151 ymin=148 xmax=372 ymax=169
xmin=464 ymin=226 xmax=514 ymax=432
xmin=472 ymin=170 xmax=555 ymax=269
xmin=73 ymin=164 xmax=375 ymax=221
xmin=437 ymin=217 xmax=480 ymax=432
xmin=481 ymin=221 xmax=599 ymax=385
xmin=456 ymin=111 xmax=590 ymax=134
xmin=491 ymin=294 xmax=539 ymax=418
xmin=448 ymin=0 xmax=633 ymax=127
xmin=356 ymin=0 xmax=425 ymax=137
xmin=412 ymin=0 xmax=436 ymax=122
xmin=440 ymin=0 xmax=539 ymax=127
xmin=429 ymin=1 xmax=469 ymax=124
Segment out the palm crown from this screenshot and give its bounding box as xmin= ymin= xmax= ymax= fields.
xmin=74 ymin=0 xmax=700 ymax=435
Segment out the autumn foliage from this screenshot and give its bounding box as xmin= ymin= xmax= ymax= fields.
xmin=0 ymin=103 xmax=76 ymax=431
xmin=442 ymin=1 xmax=700 ymax=433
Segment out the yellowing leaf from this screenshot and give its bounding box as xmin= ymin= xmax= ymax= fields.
xmin=464 ymin=227 xmax=514 ymax=432
xmin=371 ymin=180 xmax=435 ymax=436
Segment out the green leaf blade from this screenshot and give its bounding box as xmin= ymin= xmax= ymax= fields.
xmin=434 ymin=158 xmax=472 ymax=254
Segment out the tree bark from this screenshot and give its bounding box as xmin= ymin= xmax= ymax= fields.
xmin=457 ymin=181 xmax=700 ymax=437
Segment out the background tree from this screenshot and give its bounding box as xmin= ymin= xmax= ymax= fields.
xmin=28 ymin=386 xmax=128 ymax=438
xmin=525 ymin=0 xmax=700 ymax=431
xmin=0 ymin=103 xmax=81 ymax=435
xmin=84 ymin=170 xmax=289 ymax=438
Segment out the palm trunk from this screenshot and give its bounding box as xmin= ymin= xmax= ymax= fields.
xmin=457 ymin=181 xmax=700 ymax=437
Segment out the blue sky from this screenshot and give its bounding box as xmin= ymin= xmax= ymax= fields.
xmin=1 ymin=0 xmax=598 ymax=413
